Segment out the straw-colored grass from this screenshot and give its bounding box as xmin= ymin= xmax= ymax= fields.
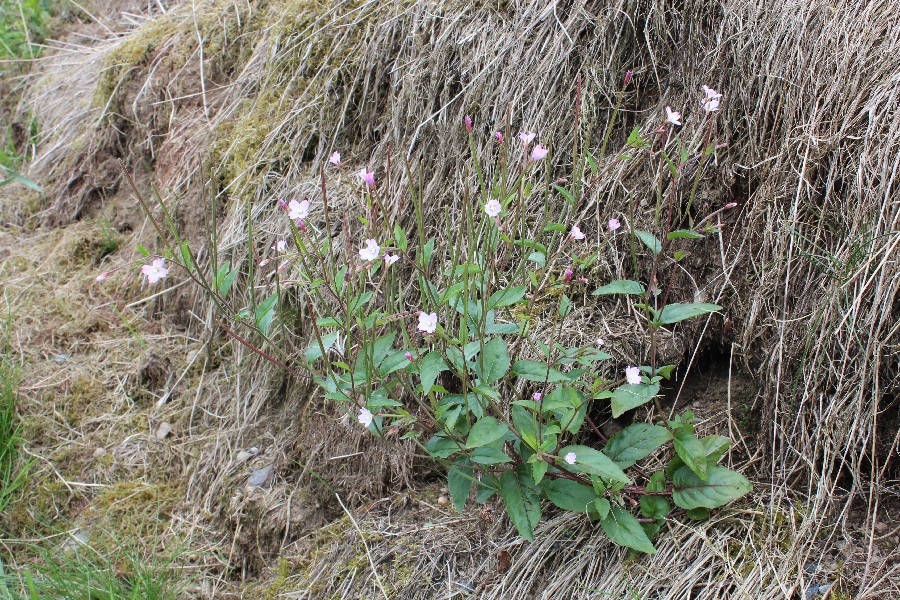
xmin=0 ymin=0 xmax=896 ymax=597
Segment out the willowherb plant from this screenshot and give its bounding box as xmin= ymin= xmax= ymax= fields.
xmin=110 ymin=75 xmax=750 ymax=552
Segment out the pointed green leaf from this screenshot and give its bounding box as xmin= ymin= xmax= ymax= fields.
xmin=489 ymin=286 xmax=527 ymax=308
xmin=610 ymin=382 xmax=660 ymax=418
xmin=512 ymin=360 xmax=572 ymax=383
xmin=634 ymin=230 xmax=662 ymax=255
xmin=673 ymin=430 xmax=709 ymax=480
xmin=667 ymin=229 xmax=704 ymax=240
xmin=466 ymin=416 xmax=509 ymax=448
xmin=470 ymin=447 xmax=512 ymax=464
xmin=591 ymin=280 xmax=645 ymax=296
xmin=672 ymin=466 xmax=752 ymax=510
xmin=542 ymin=479 xmax=597 ymax=513
xmin=551 ymin=184 xmax=575 ymax=205
xmin=603 ymin=423 xmax=672 ymax=468
xmin=600 ymin=506 xmax=656 ymax=554
xmin=448 ymin=459 xmax=473 ymax=512
xmin=500 ymin=471 xmax=540 ymax=541
xmin=416 ymin=351 xmax=448 ymax=394
xmin=560 ymin=445 xmax=631 ymax=483
xmin=474 ymin=337 xmax=510 ymax=384
xmin=656 ymin=303 xmax=721 ymax=325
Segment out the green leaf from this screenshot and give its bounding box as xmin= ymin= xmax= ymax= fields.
xmin=530 ymin=459 xmax=549 ymax=484
xmin=474 ymin=337 xmax=510 ymax=384
xmin=640 ymin=471 xmax=670 ymax=519
xmin=512 ymin=360 xmax=571 ymax=383
xmin=448 ymin=459 xmax=473 ymax=512
xmin=586 ymin=153 xmax=598 ymax=176
xmin=394 ymin=225 xmax=408 ymax=250
xmin=379 ymin=350 xmax=411 ymax=376
xmin=372 ymin=333 xmax=397 ymax=368
xmin=423 ymin=238 xmax=435 ymax=266
xmin=512 ymin=405 xmax=537 ymax=450
xmin=591 ymin=280 xmax=645 ymax=296
xmin=594 ymin=497 xmax=611 ymax=519
xmin=672 ymin=466 xmax=752 ymax=510
xmin=656 ymin=303 xmax=721 ymax=325
xmin=180 ymin=242 xmax=194 ymax=273
xmin=466 ymin=416 xmax=509 ymax=448
xmin=701 ymin=435 xmax=731 ymax=465
xmin=527 ymin=251 xmax=546 ymax=267
xmin=423 ymin=435 xmax=462 ymax=459
xmin=610 ymin=382 xmax=660 ymax=418
xmin=599 ymin=506 xmax=656 ymax=554
xmin=255 ymin=293 xmax=279 ymax=334
xmin=0 ymin=164 xmax=41 ymax=191
xmin=542 ymin=479 xmax=597 ymax=513
xmin=489 ymin=286 xmax=527 ymax=308
xmin=603 ymin=423 xmax=672 ymax=469
xmin=667 ymin=229 xmax=704 ymax=240
xmin=470 ymin=447 xmax=512 ymax=464
xmin=347 ymin=291 xmax=373 ymax=314
xmin=416 ymin=351 xmax=448 ymax=394
xmin=365 ymin=390 xmax=402 ymax=409
xmin=673 ymin=430 xmax=709 ymax=480
xmin=633 ymin=230 xmax=662 ymax=255
xmin=499 ymin=471 xmax=540 ymax=542
xmin=560 ymin=445 xmax=631 ymax=484
xmin=558 ymin=295 xmax=572 ymax=318
xmin=551 ymin=184 xmax=575 ymax=205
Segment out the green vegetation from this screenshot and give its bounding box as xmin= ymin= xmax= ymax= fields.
xmin=0 ymin=357 xmax=30 ymax=523
xmin=1 ymin=533 xmax=186 ymax=600
xmin=0 ymin=0 xmax=48 ymax=63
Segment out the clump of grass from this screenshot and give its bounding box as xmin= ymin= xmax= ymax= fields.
xmin=0 ymin=358 xmax=30 ymax=521
xmin=1 ymin=532 xmax=187 ymax=600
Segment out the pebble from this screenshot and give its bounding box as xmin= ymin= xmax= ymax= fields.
xmin=437 ymin=495 xmax=450 ymax=506
xmin=155 ymin=422 xmax=173 ymax=440
xmin=248 ymin=464 xmax=275 ymax=488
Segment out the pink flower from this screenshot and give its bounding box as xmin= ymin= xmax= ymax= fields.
xmin=532 ymin=392 xmax=542 ymax=402
xmin=530 ymin=144 xmax=548 ymax=161
xmin=358 ymin=407 xmax=373 ymax=427
xmin=569 ymin=225 xmax=585 ymax=240
xmin=384 ymin=253 xmax=400 ymax=267
xmin=624 ymin=70 xmax=633 ymax=86
xmin=272 ymin=240 xmax=287 ymax=253
xmin=404 ymin=351 xmax=414 ymax=361
xmin=329 ymin=151 xmax=341 ymax=166
xmin=665 ymin=106 xmax=682 ymax=126
xmin=484 ymin=199 xmax=502 ymax=218
xmin=288 ymin=199 xmax=309 ymax=221
xmin=417 ymin=312 xmax=438 ymax=334
xmin=142 ymin=258 xmax=168 ymax=285
xmin=702 ymin=85 xmax=722 ymax=101
xmin=608 ymin=218 xmax=621 ymax=231
xmin=563 ymin=268 xmax=574 ymax=282
xmin=625 ymin=366 xmax=641 ymax=385
xmin=596 ymin=337 xmax=605 ymax=347
xmin=702 ymin=97 xmax=720 ymax=114
xmin=277 ymin=199 xmax=287 ymax=209
xmin=359 ymin=239 xmax=380 ymax=262
xmin=358 ymin=168 xmax=376 ymax=188
xmin=564 ymin=452 xmax=577 ymax=465
xmin=494 ymin=131 xmax=504 ymax=144
xmin=464 ymin=115 xmax=473 ymax=133
xmin=96 ymin=271 xmax=110 ymax=282
xmin=518 ymin=131 xmax=536 ymax=144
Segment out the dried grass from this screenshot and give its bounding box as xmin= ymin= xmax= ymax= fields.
xmin=6 ymin=0 xmax=899 ymax=597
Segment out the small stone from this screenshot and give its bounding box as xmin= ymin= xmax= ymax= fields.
xmin=437 ymin=495 xmax=450 ymax=507
xmin=155 ymin=422 xmax=173 ymax=440
xmin=92 ymin=447 xmax=107 ymax=458
xmin=248 ymin=464 xmax=275 ymax=488
xmin=236 ymin=447 xmax=260 ymax=462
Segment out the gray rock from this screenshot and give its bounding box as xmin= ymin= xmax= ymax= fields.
xmin=248 ymin=464 xmax=275 ymax=488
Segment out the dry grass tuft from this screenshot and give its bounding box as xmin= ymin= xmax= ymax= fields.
xmin=2 ymin=0 xmax=897 ymax=596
